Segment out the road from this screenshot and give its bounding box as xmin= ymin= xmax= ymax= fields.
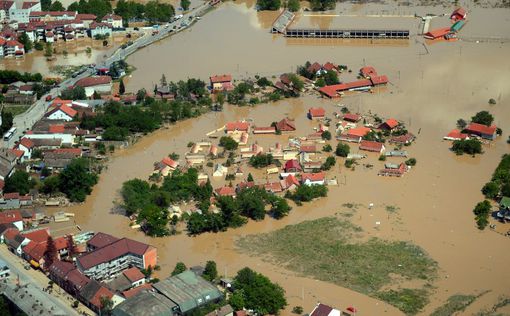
xmin=3 ymin=3 xmax=213 ymax=148
xmin=0 ymin=246 xmax=87 ymax=315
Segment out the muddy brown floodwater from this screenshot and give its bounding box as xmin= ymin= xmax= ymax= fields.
xmin=49 ymin=1 xmax=510 ymax=315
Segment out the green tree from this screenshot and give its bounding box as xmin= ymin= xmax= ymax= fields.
xmin=336 ymin=143 xmax=350 ymax=157
xmin=44 ymin=235 xmax=58 ymax=268
xmin=452 ymin=139 xmax=482 ymax=155
xmin=257 ymin=0 xmax=281 ymax=10
xmin=172 ymin=262 xmax=187 ymax=276
xmin=233 ymin=267 xmax=287 ymax=315
xmin=180 ymin=0 xmax=190 ymax=10
xmin=50 ymin=0 xmax=65 ymax=10
xmin=99 ymin=296 xmax=113 ymax=315
xmin=44 ymin=42 xmax=53 ymax=57
xmin=41 ymin=176 xmax=60 ymax=195
xmin=481 ymin=181 xmax=499 ymax=199
xmin=58 ymin=158 xmax=98 ymax=202
xmin=322 ymin=70 xmax=339 ymax=85
xmin=270 ymin=196 xmax=291 ymax=219
xmin=18 ymin=32 xmax=33 ymax=51
xmin=288 ymin=73 xmax=304 ymax=91
xmin=315 ymin=77 xmax=326 ymax=87
xmin=456 ymin=118 xmax=467 ymax=129
xmin=287 ymin=185 xmax=328 ymax=203
xmin=219 ymin=136 xmax=238 ymax=151
xmin=102 ymin=126 xmax=129 ymax=141
xmin=203 ymin=261 xmax=218 ymax=282
xmin=287 ymin=0 xmax=299 ymax=12
xmin=405 ymin=158 xmax=417 ymax=166
xmin=61 ymin=86 xmax=86 ymax=100
xmin=237 ymin=187 xmax=267 ymax=220
xmin=249 ymin=154 xmax=274 ymax=168
xmin=136 ymin=88 xmax=146 ymax=102
xmin=138 ymin=204 xmax=169 ymax=236
xmin=119 ymin=78 xmax=126 ymax=95
xmin=321 ymin=156 xmax=336 ymax=171
xmin=471 ymin=111 xmax=494 ymax=126
xmin=0 ymin=110 xmax=14 ymax=134
xmin=321 ymin=130 xmax=331 ymax=140
xmin=310 ymin=0 xmax=336 ymax=11
xmin=34 ymin=41 xmax=44 ymax=51
xmin=41 ymin=0 xmax=51 ymax=10
xmin=247 ymin=173 xmax=254 ymax=182
xmin=4 ymin=170 xmax=34 ymax=195
xmin=228 ymin=290 xmax=246 ymax=310
xmin=322 ymin=144 xmax=332 ymax=152
xmin=473 ymin=200 xmax=491 ymax=230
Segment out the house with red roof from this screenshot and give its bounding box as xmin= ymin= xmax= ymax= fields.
xmin=323 ymin=62 xmax=338 ymax=72
xmin=154 ymin=157 xmax=179 ymax=176
xmin=16 ymin=137 xmax=35 ymax=160
xmin=308 ymin=107 xmax=326 ymax=119
xmin=301 ymin=172 xmax=325 ymax=186
xmin=78 ymin=280 xmax=118 ymax=313
xmin=359 ymin=140 xmax=385 ymax=153
xmin=3 ymin=39 xmax=25 ymax=57
xmin=214 ymin=186 xmax=236 ymax=197
xmin=302 ymin=161 xmax=322 ymax=173
xmin=451 ymin=7 xmax=467 ymax=21
xmin=275 ymin=118 xmax=296 ymax=132
xmin=0 ymin=210 xmax=23 ymax=231
xmin=464 ymin=123 xmax=497 ymax=140
xmin=390 ymin=133 xmax=416 ymax=145
xmin=284 ymin=159 xmax=301 ymax=173
xmin=210 ymin=74 xmax=233 ymax=92
xmin=444 ymin=129 xmax=468 ymax=141
xmin=122 ymin=267 xmax=146 ymax=288
xmin=360 ymin=66 xmax=378 ymax=78
xmin=225 ymin=121 xmax=250 ymax=133
xmin=101 ymin=14 xmax=123 ymax=28
xmin=379 ymin=162 xmax=408 ymax=177
xmin=89 ymin=21 xmax=112 ymax=38
xmin=45 ymin=103 xmax=77 ymax=121
xmin=253 ymin=126 xmax=276 ymax=134
xmin=339 ymin=126 xmax=371 ymax=143
xmin=264 ymin=181 xmax=283 ymax=194
xmin=379 ymin=118 xmax=399 ymax=130
xmin=342 ymin=113 xmax=361 ymax=122
xmin=300 ymin=144 xmax=317 ymax=154
xmin=309 ymin=303 xmax=342 ymax=316
xmin=77 ymin=235 xmax=157 ymax=281
xmin=318 ymin=71 xmax=388 ymax=98
xmin=280 ymin=174 xmax=299 ymax=191
xmin=75 ymin=76 xmax=112 ymax=97
xmin=424 ymin=27 xmax=451 ymax=40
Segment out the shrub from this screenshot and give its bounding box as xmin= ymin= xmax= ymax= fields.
xmin=345 ymin=159 xmax=354 ymax=168
xmin=452 ymin=139 xmax=482 ymax=155
xmin=336 ymin=143 xmax=350 ymax=157
xmin=473 ymin=200 xmax=491 ymax=230
xmin=323 ymin=144 xmax=332 ymax=152
xmin=488 ymin=98 xmax=496 ymax=105
xmin=481 ymin=181 xmax=499 ymax=199
xmin=292 ymin=306 xmax=304 ymax=314
xmin=219 ymin=136 xmax=238 ymax=151
xmin=379 ymin=155 xmax=386 ymax=161
xmin=321 ymin=130 xmax=331 ymax=140
xmin=405 ymin=158 xmax=417 ymax=166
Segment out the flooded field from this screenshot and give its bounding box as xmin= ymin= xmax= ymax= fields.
xmin=0 ymin=35 xmax=131 ymax=77
xmin=17 ymin=0 xmax=510 ymax=314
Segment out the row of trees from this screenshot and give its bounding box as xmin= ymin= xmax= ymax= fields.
xmin=0 ymin=70 xmax=43 ymax=84
xmin=6 ymin=158 xmax=98 ymax=202
xmin=285 ymin=184 xmax=328 ymax=204
xmin=257 ymin=0 xmax=334 ymax=11
xmin=115 ymin=0 xmax=176 ymax=24
xmin=68 ymin=0 xmax=113 ymax=21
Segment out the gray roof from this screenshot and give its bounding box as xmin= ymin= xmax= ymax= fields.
xmin=79 ymin=279 xmax=102 ymax=302
xmin=106 ymin=274 xmax=132 ymax=292
xmin=153 ymin=271 xmax=223 ymax=313
xmin=113 ymin=290 xmax=176 ymax=316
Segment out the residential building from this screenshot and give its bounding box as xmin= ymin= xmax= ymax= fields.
xmin=10 ymin=1 xmax=41 ymax=23
xmin=359 ymin=140 xmax=385 ymax=153
xmin=76 ymin=13 xmax=96 ymax=27
xmin=342 ymin=113 xmax=361 ymax=122
xmin=89 ymin=21 xmax=112 ymax=38
xmin=0 ymin=1 xmax=16 ymax=21
xmin=3 ymin=39 xmax=24 ymax=57
xmin=45 ymin=103 xmax=77 ymax=121
xmin=0 ymin=148 xmax=18 ymax=180
xmin=301 ymin=172 xmax=325 ymax=186
xmin=113 ymin=290 xmax=177 ymax=316
xmin=101 ymin=14 xmax=122 ymax=28
xmin=389 ymin=133 xmax=415 ymax=145
xmin=29 ymin=10 xmax=77 ymax=22
xmin=338 ymin=126 xmax=371 ymax=143
xmin=214 ymin=186 xmax=236 ymax=197
xmin=74 ymin=75 xmax=112 ymax=97
xmin=0 ymin=210 xmax=23 ymax=230
xmin=284 ymin=159 xmax=301 ymax=173
xmin=379 ymin=118 xmax=399 ymax=130
xmin=43 ymin=148 xmax=82 ymax=170
xmin=252 ymin=126 xmax=276 ymax=134
xmin=152 ymin=270 xmax=223 ymax=314
xmin=379 ymin=162 xmax=407 ymax=177
xmin=275 ymin=117 xmax=296 ymax=132
xmin=225 ymin=121 xmax=250 ymax=134
xmin=308 ymin=107 xmax=325 ymax=119
xmin=76 ymin=235 xmax=157 ymax=281
xmin=210 ymin=74 xmax=233 ymax=92
xmin=79 ymin=279 xmax=122 ymax=313
xmin=309 ymin=303 xmax=342 ymax=316
xmin=154 ymin=157 xmax=179 ymax=176
xmin=451 ymin=7 xmax=467 ymax=21
xmin=464 ymin=123 xmax=497 ymax=140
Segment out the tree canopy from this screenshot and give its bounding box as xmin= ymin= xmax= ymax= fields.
xmin=336 ymin=143 xmax=350 ymax=157
xmin=58 ymin=158 xmax=98 ymax=202
xmin=172 ymin=262 xmax=187 ymax=276
xmin=4 ymin=170 xmax=34 ymax=195
xmin=233 ymin=267 xmax=287 ymax=315
xmin=452 ymin=139 xmax=483 ymax=155
xmin=67 ymin=0 xmax=112 ymax=19
xmin=219 ymin=136 xmax=238 ymax=151
xmin=257 ymin=0 xmax=281 ymax=10
xmin=471 ymin=111 xmax=494 ymax=126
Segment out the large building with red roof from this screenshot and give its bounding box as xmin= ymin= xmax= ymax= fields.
xmin=75 ymin=76 xmax=112 ymax=97
xmin=77 ymin=234 xmax=157 ymax=281
xmin=210 ymin=74 xmax=233 ymax=92
xmin=464 ymin=123 xmax=497 ymax=140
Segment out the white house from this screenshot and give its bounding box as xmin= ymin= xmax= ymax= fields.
xmin=89 ymin=21 xmax=112 ymax=38
xmin=74 ymin=76 xmax=112 ymax=97
xmin=101 ymin=14 xmax=122 ymax=28
xmin=301 ymin=172 xmax=326 ymax=186
xmin=2 ymin=39 xmax=24 ymax=57
xmin=10 ymin=1 xmax=41 ymax=23
xmin=24 ymin=132 xmax=75 ymax=145
xmin=0 ymin=1 xmax=16 ymax=21
xmin=45 ymin=104 xmax=77 ymax=121
xmin=16 ymin=137 xmax=35 ymax=160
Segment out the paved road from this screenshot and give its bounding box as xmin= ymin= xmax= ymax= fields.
xmin=0 ymin=246 xmax=85 ymax=315
xmin=3 ymin=3 xmax=212 ymax=149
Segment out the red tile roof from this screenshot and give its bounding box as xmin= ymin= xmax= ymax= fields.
xmin=300 ymin=145 xmax=317 ymax=153
xmin=307 ymin=62 xmax=322 ymax=74
xmin=237 ymin=181 xmax=255 ymax=191
xmin=21 ymin=1 xmax=38 ymax=9
xmin=5 ymin=40 xmax=23 ymax=48
xmin=424 ymin=27 xmax=451 ymax=39
xmin=122 ymin=267 xmax=145 ymax=283
xmin=323 ymin=62 xmax=337 ymax=72
xmin=122 ymin=283 xmax=153 ymax=298
xmin=347 ymin=127 xmax=371 ymax=138
xmin=75 ymin=76 xmax=112 ymax=88
xmin=225 ymin=121 xmax=249 ymax=132
xmin=89 ymin=286 xmax=114 ymax=308
xmin=3 ymin=228 xmax=20 ymax=240
xmin=383 ymin=118 xmax=399 ymax=129
xmin=284 ymin=159 xmax=301 ymax=172
xmin=319 ymin=79 xmax=372 ymax=97
xmin=360 ymin=66 xmax=378 ymax=78
xmin=10 ymin=149 xmax=23 ymax=158
xmin=282 ymin=174 xmax=300 ymax=189
xmin=308 ymin=107 xmax=326 ymax=118
xmin=3 ymin=192 xmax=19 ymax=200
xmin=161 ymin=157 xmax=178 ymax=169
xmin=19 ymin=138 xmax=35 ymax=149
xmin=49 ymin=124 xmax=65 ymax=133
xmin=66 ymin=269 xmax=91 ymax=291
xmin=215 ymin=186 xmax=236 ymax=197
xmin=264 ymin=182 xmax=283 ymax=193
xmin=87 ymin=232 xmax=119 ymax=249
xmin=102 ymin=14 xmax=122 ymax=21
xmin=30 ymin=11 xmax=76 ymax=17
xmin=445 ymin=129 xmax=468 ymax=140
xmin=49 ymin=260 xmax=75 ymax=280
xmin=0 ymin=210 xmax=22 ymax=225
xmin=465 ymin=123 xmax=497 ymax=136
xmin=276 ymin=118 xmax=296 ymax=132
xmin=301 ymin=172 xmax=325 ymax=182
xmin=359 ymin=140 xmax=384 ymax=152
xmin=210 ymin=75 xmax=232 ymax=84
xmin=78 ymin=238 xmax=152 ymax=270
xmin=343 ymin=113 xmax=361 ymax=122
xmin=311 ymin=303 xmax=334 ymax=316
xmin=76 ymin=13 xmax=97 ymax=20
xmin=22 ymin=228 xmax=50 ymax=243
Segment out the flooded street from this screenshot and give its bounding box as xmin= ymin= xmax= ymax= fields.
xmin=24 ymin=1 xmax=510 ymax=314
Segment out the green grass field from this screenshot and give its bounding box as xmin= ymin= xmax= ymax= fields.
xmin=4 ymin=105 xmax=30 ymax=116
xmin=236 ymin=217 xmax=438 ymax=315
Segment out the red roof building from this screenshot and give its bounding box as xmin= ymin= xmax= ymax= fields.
xmin=451 ymin=7 xmax=467 ymax=21
xmin=360 ymin=66 xmax=378 ymax=78
xmin=339 ymin=126 xmax=372 ymax=142
xmin=342 ymin=113 xmax=361 ymax=122
xmin=284 ymin=159 xmax=302 ymax=173
xmin=19 ymin=137 xmax=35 ymax=149
xmin=214 ymin=186 xmax=236 ymax=197
xmin=160 ymin=157 xmax=179 ymax=169
xmin=275 ymin=118 xmax=296 ymax=132
xmin=86 ymin=232 xmax=119 ymax=251
xmin=301 ymin=172 xmax=325 ymax=184
xmin=444 ymin=129 xmax=469 ymax=141
xmin=380 ymin=118 xmax=399 ymax=130
xmin=122 ymin=283 xmax=153 ymax=298
xmin=225 ymin=121 xmax=250 ymax=133
xmin=379 ymin=162 xmax=407 ymax=177
xmin=280 ymin=174 xmax=300 ymax=191
xmin=75 ymin=76 xmax=112 ymax=88
xmin=210 ymin=75 xmax=233 ymax=92
xmin=319 ymin=74 xmax=388 ymax=98
xmin=253 ymin=126 xmax=276 ymax=134
xmin=424 ymin=27 xmax=451 ymax=40
xmin=359 ymin=140 xmax=385 ymax=153
xmin=300 ymin=144 xmax=317 ymax=153
xmin=122 ymin=267 xmax=145 ymax=283
xmin=264 ymin=182 xmax=283 ymax=193
xmin=323 ymin=62 xmax=338 ymax=72
xmin=308 ymin=107 xmax=326 ymax=119
xmin=307 ymin=62 xmax=322 ymax=74
xmin=464 ymin=123 xmax=497 ymax=140
xmin=48 ymin=124 xmax=65 ymax=133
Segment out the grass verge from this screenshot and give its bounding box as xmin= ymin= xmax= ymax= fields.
xmin=4 ymin=105 xmax=30 ymax=116
xmin=236 ymin=217 xmax=437 ymax=314
xmin=431 ymin=294 xmax=481 ymax=316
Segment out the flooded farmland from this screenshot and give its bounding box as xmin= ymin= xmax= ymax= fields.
xmin=33 ymin=1 xmax=510 ymax=315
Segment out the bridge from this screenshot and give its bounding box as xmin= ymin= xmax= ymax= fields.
xmin=284 ymin=28 xmax=410 ymax=39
